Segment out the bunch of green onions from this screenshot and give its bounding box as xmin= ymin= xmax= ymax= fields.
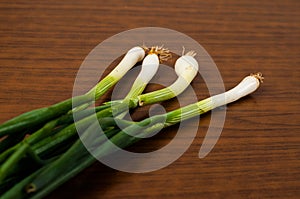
xmin=0 ymin=45 xmax=263 ymax=199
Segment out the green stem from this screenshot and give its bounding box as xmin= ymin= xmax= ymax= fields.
xmin=13 ymin=113 xmax=179 ymax=198
xmin=93 ymin=115 xmax=166 ymax=158
xmin=0 ymin=130 xmax=28 ymax=154
xmin=0 ymin=75 xmax=118 ymax=138
xmin=124 ymin=80 xmax=147 ymax=101
xmin=25 ymin=119 xmax=59 ymax=145
xmin=31 ymin=116 xmax=119 ymax=157
xmin=28 ymin=139 xmax=88 ymax=192
xmin=29 ymin=154 xmax=96 ymax=199
xmin=165 ymin=98 xmax=212 ymax=126
xmin=31 ymin=123 xmax=79 ymax=157
xmin=87 ymin=75 xmax=118 ymax=100
xmin=136 ymin=87 xmax=175 ymax=106
xmin=0 ymin=164 xmax=49 ymax=199
xmin=0 ymin=144 xmax=29 ymax=183
xmin=0 ymin=145 xmax=18 ymax=164
xmin=23 ymin=127 xmax=122 ymax=199
xmin=26 ymin=117 xmax=132 ymax=193
xmin=0 ymin=95 xmax=90 ymax=138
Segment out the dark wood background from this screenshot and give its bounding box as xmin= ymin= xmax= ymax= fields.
xmin=0 ymin=0 xmax=299 ymax=198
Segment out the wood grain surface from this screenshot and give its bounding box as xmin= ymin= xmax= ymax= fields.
xmin=0 ymin=0 xmax=299 ymax=198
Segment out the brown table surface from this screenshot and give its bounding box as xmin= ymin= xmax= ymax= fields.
xmin=0 ymin=0 xmax=299 ymax=198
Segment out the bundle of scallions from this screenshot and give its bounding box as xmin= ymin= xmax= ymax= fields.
xmin=0 ymin=45 xmax=263 ymax=199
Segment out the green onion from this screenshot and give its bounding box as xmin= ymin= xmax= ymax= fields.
xmin=0 ymin=42 xmax=263 ymax=199
xmin=12 ymin=73 xmax=263 ymax=199
xmin=137 ymin=50 xmax=198 ymax=106
xmin=0 ymin=46 xmax=164 ymax=192
xmin=0 ymin=46 xmax=145 ymax=138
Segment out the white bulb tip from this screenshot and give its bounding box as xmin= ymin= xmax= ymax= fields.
xmin=127 ymin=46 xmax=146 ymax=62
xmin=175 ymin=53 xmax=199 ymax=82
xmin=138 ymin=54 xmax=160 ymax=83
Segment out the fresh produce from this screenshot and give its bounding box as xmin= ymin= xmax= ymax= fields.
xmin=0 ymin=45 xmax=263 ymax=199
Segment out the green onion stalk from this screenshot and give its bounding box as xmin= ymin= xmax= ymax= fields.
xmin=0 ymin=73 xmax=263 ymax=199
xmin=0 ymin=47 xmax=200 ymax=198
xmin=0 ymin=46 xmax=151 ymax=195
xmin=35 ymin=48 xmax=199 ymax=157
xmin=1 ymin=47 xmax=198 ymax=171
xmin=0 ymin=46 xmax=146 ymax=138
xmin=0 ymin=45 xmax=193 ymax=195
xmin=0 ymin=48 xmax=165 ymax=187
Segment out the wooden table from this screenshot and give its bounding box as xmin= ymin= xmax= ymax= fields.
xmin=0 ymin=0 xmax=299 ymax=198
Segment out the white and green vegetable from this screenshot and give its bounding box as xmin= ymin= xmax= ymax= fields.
xmin=0 ymin=45 xmax=263 ymax=199
xmin=0 ymin=46 xmax=146 ymax=137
